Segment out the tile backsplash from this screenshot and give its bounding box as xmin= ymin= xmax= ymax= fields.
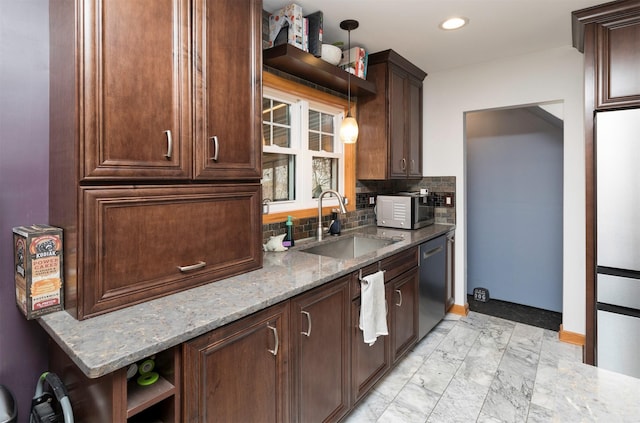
xmin=262 ymin=176 xmax=456 ymax=244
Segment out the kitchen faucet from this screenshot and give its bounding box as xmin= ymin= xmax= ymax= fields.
xmin=317 ymin=189 xmax=347 ymax=241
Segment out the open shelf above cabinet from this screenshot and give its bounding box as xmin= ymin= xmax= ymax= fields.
xmin=263 ymin=44 xmax=377 ymax=97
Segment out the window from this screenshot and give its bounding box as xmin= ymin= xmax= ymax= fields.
xmin=262 ymin=86 xmax=345 ymax=214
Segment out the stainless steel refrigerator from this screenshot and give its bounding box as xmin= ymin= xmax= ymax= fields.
xmin=595 ymin=108 xmax=640 ymax=378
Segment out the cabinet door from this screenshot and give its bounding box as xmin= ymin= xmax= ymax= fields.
xmin=77 ymin=184 xmax=262 ymax=319
xmin=82 ymin=0 xmax=192 ymax=180
xmin=596 ymin=16 xmax=640 ymax=109
xmin=183 ymin=302 xmax=290 ymax=423
xmin=389 ymin=67 xmax=408 ymax=178
xmin=193 ymin=0 xmax=262 ymax=180
xmin=290 ymin=276 xmax=350 ymax=423
xmin=391 ymin=268 xmax=419 ymax=363
xmin=350 ymin=285 xmax=391 ymax=404
xmin=406 ymin=77 xmax=423 ymax=178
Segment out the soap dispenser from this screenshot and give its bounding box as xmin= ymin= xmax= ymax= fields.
xmin=282 ymin=216 xmax=294 ymax=247
xmin=328 ymin=209 xmax=341 ymax=236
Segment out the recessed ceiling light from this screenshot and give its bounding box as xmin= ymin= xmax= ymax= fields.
xmin=440 ymin=17 xmax=468 ymax=30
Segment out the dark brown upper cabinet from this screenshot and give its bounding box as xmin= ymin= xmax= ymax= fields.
xmin=49 ymin=0 xmax=263 ymax=319
xmin=356 ymin=50 xmax=427 ymax=180
xmin=573 ymin=0 xmax=640 ymax=110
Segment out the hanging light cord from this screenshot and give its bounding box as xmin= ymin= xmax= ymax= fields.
xmin=347 ymin=28 xmax=352 ymax=117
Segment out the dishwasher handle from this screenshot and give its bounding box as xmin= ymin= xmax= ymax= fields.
xmin=422 ymin=246 xmax=443 ymax=260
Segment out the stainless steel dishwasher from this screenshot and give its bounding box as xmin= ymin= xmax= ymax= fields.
xmin=418 ymin=235 xmax=446 ymax=340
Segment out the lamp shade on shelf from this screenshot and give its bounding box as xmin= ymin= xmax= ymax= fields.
xmin=340 ymin=115 xmax=359 ymax=144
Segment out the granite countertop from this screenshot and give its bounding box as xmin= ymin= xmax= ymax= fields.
xmin=38 ymin=224 xmax=454 ymax=378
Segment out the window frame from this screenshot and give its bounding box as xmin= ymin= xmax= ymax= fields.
xmin=262 ymin=72 xmax=356 ymax=224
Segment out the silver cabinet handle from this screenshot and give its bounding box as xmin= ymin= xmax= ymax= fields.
xmin=401 ymin=158 xmax=406 ymax=170
xmin=210 ymin=136 xmax=219 ymax=161
xmin=177 ymin=261 xmax=206 ymax=272
xmin=395 ymin=289 xmax=403 ymax=307
xmin=267 ymin=324 xmax=279 ymax=356
xmin=411 ymin=159 xmax=415 ymax=172
xmin=301 ymin=310 xmax=312 ymax=337
xmin=164 ymin=130 xmax=172 ymax=159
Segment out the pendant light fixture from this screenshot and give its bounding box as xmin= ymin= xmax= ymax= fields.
xmin=339 ymin=19 xmax=359 ymax=144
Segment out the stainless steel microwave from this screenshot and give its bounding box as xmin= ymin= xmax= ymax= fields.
xmin=376 ymin=192 xmax=435 ymax=229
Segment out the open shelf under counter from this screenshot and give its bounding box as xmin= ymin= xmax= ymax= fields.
xmin=263 ymin=44 xmax=377 ymax=97
xmin=126 ymin=376 xmax=176 ymax=419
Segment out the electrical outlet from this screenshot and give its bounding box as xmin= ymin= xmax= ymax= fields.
xmin=445 ymin=195 xmax=453 ymax=206
xmin=369 ymin=196 xmax=375 ymax=205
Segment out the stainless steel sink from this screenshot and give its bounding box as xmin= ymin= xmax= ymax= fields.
xmin=299 ymin=236 xmax=397 ymax=259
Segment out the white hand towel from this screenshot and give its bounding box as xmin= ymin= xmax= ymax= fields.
xmin=359 ymin=270 xmax=388 ymax=346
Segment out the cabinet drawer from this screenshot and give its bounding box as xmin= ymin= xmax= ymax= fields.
xmin=351 ymin=247 xmax=418 ymax=299
xmin=76 ymin=184 xmax=262 ymax=319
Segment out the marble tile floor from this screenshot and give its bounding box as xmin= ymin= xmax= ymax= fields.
xmin=344 ymin=311 xmax=640 ymax=423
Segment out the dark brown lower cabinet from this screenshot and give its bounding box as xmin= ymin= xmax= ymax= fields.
xmin=182 ymin=302 xmax=290 ymax=423
xmin=350 ymin=284 xmax=392 ymax=404
xmin=290 ymin=276 xmax=351 ymax=423
xmin=350 ymin=248 xmax=419 ymax=405
xmin=390 ymin=268 xmax=419 ymax=363
xmin=47 ymin=246 xmax=424 ymax=422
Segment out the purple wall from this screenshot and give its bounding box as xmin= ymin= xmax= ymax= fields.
xmin=0 ymin=0 xmax=51 ymax=418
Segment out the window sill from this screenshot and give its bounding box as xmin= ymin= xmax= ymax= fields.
xmin=262 ymin=203 xmax=355 ymax=225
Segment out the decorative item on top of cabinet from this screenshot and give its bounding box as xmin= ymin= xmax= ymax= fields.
xmin=49 ymin=0 xmax=263 ymax=319
xmin=183 ymin=302 xmax=290 ymax=423
xmin=573 ymin=0 xmax=640 ymax=110
xmin=263 ymin=44 xmax=377 ymax=97
xmin=356 ymin=49 xmax=427 ymax=180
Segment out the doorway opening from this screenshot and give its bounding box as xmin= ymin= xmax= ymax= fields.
xmin=465 ymin=103 xmax=563 ymax=330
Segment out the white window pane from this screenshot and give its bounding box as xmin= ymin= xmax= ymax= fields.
xmin=321 ymin=113 xmax=333 ymax=133
xmin=272 ymin=100 xmax=290 ymax=125
xmin=309 ymin=132 xmax=320 ymax=151
xmin=322 ymin=134 xmax=334 ymax=152
xmin=263 ymin=98 xmax=292 ymax=147
xmin=311 ymin=157 xmax=338 ymax=198
xmin=309 ymin=109 xmax=320 ymax=131
xmin=263 ymin=153 xmax=295 ymax=202
xmin=273 ymin=126 xmax=290 ymax=148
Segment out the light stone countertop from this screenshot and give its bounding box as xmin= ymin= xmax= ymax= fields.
xmin=38 ymin=224 xmax=454 ymax=378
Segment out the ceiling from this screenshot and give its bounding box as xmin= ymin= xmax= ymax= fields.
xmin=262 ymin=0 xmax=605 ymax=73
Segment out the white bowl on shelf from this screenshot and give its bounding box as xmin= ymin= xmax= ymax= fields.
xmin=320 ymin=44 xmax=342 ymax=66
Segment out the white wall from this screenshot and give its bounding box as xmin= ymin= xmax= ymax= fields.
xmin=423 ymin=45 xmax=586 ymax=335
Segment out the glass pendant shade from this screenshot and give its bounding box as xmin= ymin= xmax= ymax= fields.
xmin=340 ymin=115 xmax=359 ymax=144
